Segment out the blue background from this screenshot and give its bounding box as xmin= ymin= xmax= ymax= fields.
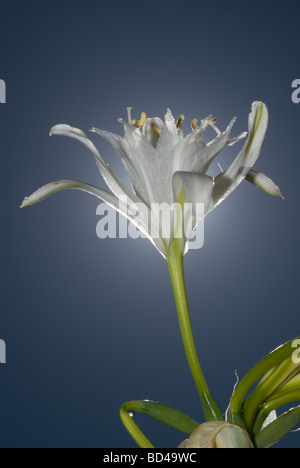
xmin=1 ymin=0 xmax=299 ymax=448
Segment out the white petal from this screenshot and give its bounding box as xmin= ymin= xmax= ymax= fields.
xmin=93 ymin=122 xmax=178 ymax=208
xmin=121 ymin=117 xmax=179 ymax=206
xmin=110 ymin=123 xmax=163 ymax=205
xmin=90 ymin=127 xmax=152 ymax=205
xmin=209 ymin=101 xmax=268 ymax=211
xmin=245 ymin=169 xmax=284 ymax=198
xmin=180 ymin=119 xmax=209 ymax=171
xmin=128 ymin=110 xmax=180 ymax=206
xmin=140 ymin=109 xmax=184 ymax=206
xmin=20 ymin=179 xmax=166 ymax=256
xmin=156 ymin=109 xmax=179 ymax=153
xmin=173 ymin=171 xmax=214 ymax=220
xmin=182 ymin=118 xmax=236 ymax=174
xmin=143 ymin=117 xmax=163 ymax=148
xmin=50 ymin=124 xmax=142 ymax=205
xmin=20 ymin=179 xmax=116 ymax=207
xmin=227 ymin=131 xmax=248 ymax=146
xmin=172 ymin=172 xmax=214 ymax=252
xmin=261 ymin=410 xmax=277 ymax=430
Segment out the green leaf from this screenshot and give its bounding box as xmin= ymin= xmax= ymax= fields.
xmin=252 ymin=390 xmax=300 ymax=436
xmin=244 ymin=358 xmax=298 ymax=431
xmin=227 ymin=337 xmax=300 ymax=429
xmin=119 ymin=400 xmax=200 ymax=448
xmin=254 ymin=407 xmax=300 ymax=448
xmin=268 ymin=374 xmax=300 ymax=399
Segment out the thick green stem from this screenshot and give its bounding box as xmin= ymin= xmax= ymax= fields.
xmin=166 ymin=240 xmax=223 ymax=422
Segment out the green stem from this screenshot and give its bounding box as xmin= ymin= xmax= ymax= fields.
xmin=119 ymin=404 xmax=154 ymax=448
xmin=166 ymin=239 xmax=223 ymax=422
xmin=119 ymin=399 xmax=199 ymax=448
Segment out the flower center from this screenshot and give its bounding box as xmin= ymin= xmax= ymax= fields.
xmin=125 ymin=108 xmax=221 ymax=137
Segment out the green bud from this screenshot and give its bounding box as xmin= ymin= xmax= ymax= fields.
xmin=178 ymin=422 xmax=253 ymax=448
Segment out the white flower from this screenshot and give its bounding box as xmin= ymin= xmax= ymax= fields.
xmin=21 ymin=102 xmax=282 ymax=258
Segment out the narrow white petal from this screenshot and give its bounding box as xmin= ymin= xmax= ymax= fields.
xmin=20 ymin=179 xmax=166 ymax=256
xmin=50 ymin=124 xmax=143 ymax=206
xmin=93 ymin=120 xmax=180 ymax=208
xmin=142 ymin=110 xmax=185 ymax=206
xmin=118 ymin=118 xmax=178 ymax=206
xmin=156 ymin=109 xmax=179 ymax=153
xmin=227 ymin=131 xmax=248 ymax=146
xmin=20 ymin=179 xmax=129 ymax=210
xmin=50 ymin=124 xmax=105 ymax=169
xmin=90 ymin=127 xmax=152 ymax=205
xmin=209 ymin=101 xmax=268 ymax=211
xmin=183 ymin=118 xmax=236 ymax=174
xmin=20 ymin=179 xmax=122 ymax=208
xmin=245 ymin=169 xmax=284 ymax=198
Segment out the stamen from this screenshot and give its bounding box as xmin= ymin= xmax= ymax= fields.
xmin=151 ymin=123 xmax=162 ymax=134
xmin=209 ymin=120 xmax=221 ymax=136
xmin=127 ymin=107 xmax=133 ymax=125
xmin=201 ymin=117 xmax=221 ymax=136
xmin=133 ymin=112 xmax=147 ymax=128
xmin=201 ymin=117 xmax=217 ymax=124
xmin=191 ymin=119 xmax=198 ymax=130
xmin=176 ymin=114 xmax=185 ymax=129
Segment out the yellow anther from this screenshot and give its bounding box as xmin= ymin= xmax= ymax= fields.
xmin=133 ymin=112 xmax=147 ymax=128
xmin=201 ymin=117 xmax=217 ymax=124
xmin=151 ymin=123 xmax=162 ymax=134
xmin=176 ymin=114 xmax=185 ymax=129
xmin=191 ymin=119 xmax=198 ymax=130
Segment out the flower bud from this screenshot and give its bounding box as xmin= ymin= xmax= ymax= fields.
xmin=178 ymin=421 xmax=253 ymax=448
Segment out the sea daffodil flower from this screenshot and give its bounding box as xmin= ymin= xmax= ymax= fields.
xmin=21 ymin=101 xmax=282 ymax=259
xmin=21 ymin=101 xmax=285 ymax=441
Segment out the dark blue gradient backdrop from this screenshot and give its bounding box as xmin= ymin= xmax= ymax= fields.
xmin=1 ymin=0 xmax=300 ymax=448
